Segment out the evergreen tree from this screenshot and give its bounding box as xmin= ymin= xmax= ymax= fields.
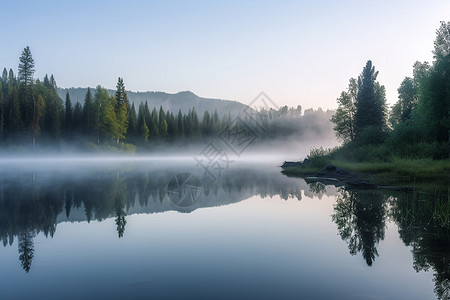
xmin=137 ymin=103 xmax=149 ymax=142
xmin=8 ymin=81 xmax=22 ymax=137
xmin=127 ymin=102 xmax=137 ymax=141
xmin=49 ymin=74 xmax=57 ymax=92
xmin=73 ymin=102 xmax=83 ymax=135
xmin=150 ymin=107 xmax=159 ymax=138
xmin=64 ymin=92 xmax=73 ymax=136
xmin=1 ymin=68 xmax=7 ymax=86
xmin=158 ymin=106 xmax=166 ymax=126
xmin=213 ymin=109 xmax=221 ymax=133
xmin=18 ymin=46 xmax=35 ymax=89
xmin=177 ymin=109 xmax=184 ymax=137
xmin=114 ymin=78 xmax=128 ymax=144
xmin=141 ymin=118 xmax=149 ymax=142
xmin=354 ymin=60 xmax=387 ymax=139
xmin=82 ymin=88 xmax=95 ymax=137
xmin=43 ymin=74 xmax=51 ymax=89
xmin=32 ymin=95 xmax=45 ymax=143
xmin=18 ymin=46 xmax=36 ymax=140
xmin=202 ymin=110 xmax=212 ymax=136
xmin=0 ymin=81 xmax=4 ymax=139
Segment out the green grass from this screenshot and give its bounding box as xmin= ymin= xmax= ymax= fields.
xmin=281 ymin=157 xmax=450 ymax=189
xmin=281 ymin=166 xmax=322 ymax=177
xmin=331 ymin=158 xmax=450 ymax=182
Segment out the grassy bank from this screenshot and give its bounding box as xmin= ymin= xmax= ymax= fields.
xmin=331 ymin=158 xmax=450 ymax=184
xmin=282 ymin=156 xmax=450 ymax=188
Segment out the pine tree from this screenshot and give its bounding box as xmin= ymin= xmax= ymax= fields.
xmin=32 ymin=95 xmax=45 ymax=143
xmin=0 ymin=81 xmax=4 ymax=140
xmin=177 ymin=109 xmax=184 ymax=137
xmin=18 ymin=46 xmax=35 ymax=89
xmin=64 ymin=92 xmax=73 ymax=137
xmin=73 ymin=102 xmax=83 ymax=135
xmin=354 ymin=60 xmax=387 ymax=139
xmin=18 ymin=46 xmax=36 ymax=141
xmin=82 ymin=88 xmax=95 ymax=136
xmin=127 ymin=102 xmax=137 ymax=140
xmin=150 ymin=107 xmax=159 ymax=138
xmin=114 ymin=78 xmax=128 ymax=144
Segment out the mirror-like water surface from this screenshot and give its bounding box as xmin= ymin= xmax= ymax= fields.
xmin=0 ymin=158 xmax=448 ymax=299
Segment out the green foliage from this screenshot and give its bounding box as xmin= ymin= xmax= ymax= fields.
xmin=114 ymin=78 xmax=128 ymax=144
xmin=354 ymin=60 xmax=387 ymax=139
xmin=307 ymin=146 xmax=333 ymax=168
xmin=331 ymin=78 xmax=357 ymax=143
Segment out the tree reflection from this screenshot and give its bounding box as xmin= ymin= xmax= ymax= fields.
xmin=0 ymin=165 xmax=306 ymax=272
xmin=332 ymin=189 xmax=388 ymax=266
xmin=18 ymin=229 xmax=35 ymax=273
xmin=390 ymin=190 xmax=450 ymax=299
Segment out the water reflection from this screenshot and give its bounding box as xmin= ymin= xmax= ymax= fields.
xmin=390 ymin=189 xmax=450 ymax=300
xmin=1 ymin=160 xmax=448 ymax=299
xmin=331 ymin=189 xmax=388 ymax=266
xmin=326 ymin=184 xmax=450 ymax=299
xmin=0 ymin=163 xmax=313 ymax=273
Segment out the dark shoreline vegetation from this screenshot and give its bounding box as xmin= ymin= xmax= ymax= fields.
xmin=284 ymin=22 xmax=450 ymax=190
xmin=0 ymin=47 xmax=333 ymax=153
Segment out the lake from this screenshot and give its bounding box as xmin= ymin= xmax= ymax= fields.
xmin=0 ymin=157 xmax=448 ymax=299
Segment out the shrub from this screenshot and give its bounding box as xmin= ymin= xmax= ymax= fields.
xmin=307 ymin=146 xmax=333 ymax=168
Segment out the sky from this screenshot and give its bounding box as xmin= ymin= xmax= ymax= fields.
xmin=1 ymin=0 xmax=449 ymax=110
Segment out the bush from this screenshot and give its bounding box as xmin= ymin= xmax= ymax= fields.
xmin=307 ymin=146 xmax=333 ymax=168
xmin=355 ymin=125 xmax=389 ymax=146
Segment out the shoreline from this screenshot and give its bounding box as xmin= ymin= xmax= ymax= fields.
xmin=281 ymin=158 xmax=450 ymax=191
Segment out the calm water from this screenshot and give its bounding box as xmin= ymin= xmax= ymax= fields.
xmin=0 ymin=158 xmax=448 ymax=300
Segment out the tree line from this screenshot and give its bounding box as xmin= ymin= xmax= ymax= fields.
xmin=0 ymin=47 xmax=334 ymax=150
xmin=331 ymin=21 xmax=450 ymax=160
xmin=0 ymin=48 xmax=228 ymax=147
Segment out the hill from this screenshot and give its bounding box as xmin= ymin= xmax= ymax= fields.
xmin=58 ymin=88 xmax=249 ymax=117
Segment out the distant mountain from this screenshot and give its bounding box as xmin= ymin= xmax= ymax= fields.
xmin=57 ymin=88 xmax=249 ymax=117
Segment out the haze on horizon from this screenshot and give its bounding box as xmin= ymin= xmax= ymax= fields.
xmin=1 ymin=0 xmax=449 ymax=110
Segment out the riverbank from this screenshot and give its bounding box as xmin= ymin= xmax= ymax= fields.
xmin=282 ymin=158 xmax=450 ymax=189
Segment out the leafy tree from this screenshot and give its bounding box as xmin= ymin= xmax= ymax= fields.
xmin=414 ymin=21 xmax=450 ymax=143
xmin=332 ymin=189 xmax=387 ymax=266
xmin=331 ymin=78 xmax=357 ymax=142
xmin=94 ymin=86 xmax=117 ymax=143
xmin=390 ymin=77 xmax=417 ymax=127
xmin=433 ymin=21 xmax=450 ymax=59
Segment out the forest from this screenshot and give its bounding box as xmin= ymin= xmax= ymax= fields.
xmin=330 ymin=21 xmax=450 ymax=162
xmin=0 ymin=47 xmax=332 ymax=152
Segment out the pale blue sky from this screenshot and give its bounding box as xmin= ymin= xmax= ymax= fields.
xmin=1 ymin=0 xmax=448 ymax=109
